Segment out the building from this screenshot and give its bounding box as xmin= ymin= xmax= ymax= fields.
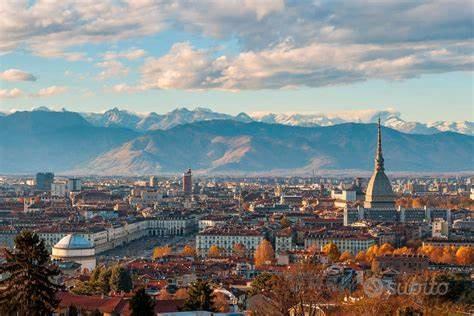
xmin=364 ymin=119 xmax=396 ymax=209
xmin=196 ymin=226 xmax=264 ymax=257
xmin=67 ymin=178 xmax=81 ymax=192
xmin=51 ymin=181 xmax=67 ymax=197
xmin=183 ymin=168 xmax=192 ymax=195
xmin=432 ymin=219 xmax=449 ymax=238
xmin=51 ymin=234 xmax=96 ymax=272
xmin=343 ymin=120 xmax=451 ymax=226
xmin=331 ymin=189 xmax=357 ymax=208
xmin=372 ymin=254 xmax=429 ymax=273
xmin=36 ymin=172 xmax=54 ymax=191
xmin=304 ymin=230 xmax=377 ymax=255
xmin=275 ymin=227 xmax=293 ymax=253
xmin=149 ymin=175 xmax=157 ymax=187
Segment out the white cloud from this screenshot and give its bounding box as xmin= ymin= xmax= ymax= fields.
xmin=96 ymin=60 xmax=129 ymax=80
xmin=33 ymin=86 xmax=67 ymax=97
xmin=0 ymin=69 xmax=37 ymax=81
xmin=103 ymin=49 xmax=146 ymax=60
xmin=111 ymin=83 xmax=144 ymax=93
xmin=0 ymin=88 xmax=23 ymax=98
xmin=137 ymin=41 xmax=473 ymax=90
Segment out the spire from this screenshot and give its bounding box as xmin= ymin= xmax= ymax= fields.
xmin=375 ymin=117 xmax=384 ymax=171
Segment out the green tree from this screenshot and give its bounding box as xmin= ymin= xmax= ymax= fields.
xmin=90 ymin=266 xmax=103 ymax=282
xmin=109 ymin=265 xmax=133 ymax=293
xmin=249 ymin=272 xmax=274 ymax=296
xmin=182 ymin=280 xmax=215 ymax=312
xmin=97 ymin=266 xmax=112 ymax=294
xmin=130 ymin=288 xmax=155 ymax=316
xmin=0 ymin=230 xmax=62 ymax=315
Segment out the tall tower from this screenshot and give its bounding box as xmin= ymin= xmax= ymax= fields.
xmin=183 ymin=169 xmax=192 ymax=196
xmin=364 ymin=119 xmax=395 ymax=208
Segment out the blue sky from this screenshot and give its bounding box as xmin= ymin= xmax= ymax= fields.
xmin=0 ymin=0 xmax=473 ymax=122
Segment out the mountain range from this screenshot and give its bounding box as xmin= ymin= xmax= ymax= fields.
xmin=0 ymin=110 xmax=472 ymax=175
xmin=12 ymin=106 xmax=472 ymax=135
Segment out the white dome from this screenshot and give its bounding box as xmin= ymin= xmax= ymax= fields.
xmin=54 ymin=234 xmax=93 ymax=249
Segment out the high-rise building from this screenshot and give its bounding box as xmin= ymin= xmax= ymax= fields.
xmin=36 ymin=172 xmax=54 ymax=191
xmin=183 ymin=168 xmax=192 ymax=195
xmin=67 ymin=178 xmax=81 ymax=192
xmin=51 ymin=182 xmax=67 ymax=197
xmin=149 ymin=176 xmax=157 ymax=187
xmin=364 ymin=118 xmax=395 ymax=208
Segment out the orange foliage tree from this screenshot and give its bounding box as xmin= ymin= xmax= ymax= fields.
xmin=254 ymin=239 xmax=275 ymax=267
xmin=181 ymin=245 xmax=196 ymax=257
xmin=232 ymin=243 xmax=246 ymax=258
xmin=322 ymin=242 xmax=340 ymax=262
xmin=208 ymin=245 xmax=223 ymax=258
xmin=153 ymin=245 xmax=171 ymax=259
xmin=456 ymin=246 xmax=474 ymax=265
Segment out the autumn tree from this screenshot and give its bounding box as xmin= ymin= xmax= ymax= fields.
xmin=98 ymin=266 xmax=112 ymax=294
xmin=153 ymin=245 xmax=172 ymax=259
xmin=322 ymin=242 xmax=340 ymax=262
xmin=213 ymin=292 xmax=230 ymax=313
xmin=232 ymin=243 xmax=246 ymax=258
xmin=249 ymin=272 xmax=274 ymax=296
xmin=175 ymin=288 xmax=189 ymax=300
xmin=208 ymin=245 xmax=223 ymax=258
xmin=280 ymin=216 xmax=291 ymax=228
xmin=378 ymin=242 xmax=394 ymax=256
xmin=456 ymin=246 xmax=474 ymax=265
xmin=365 ymin=244 xmax=379 ymax=263
xmin=130 ymin=288 xmax=155 ymax=316
xmin=181 ymin=245 xmax=196 ymax=257
xmin=0 ymin=231 xmax=62 ymax=315
xmin=355 ymin=250 xmax=367 ymax=263
xmin=254 ymin=239 xmax=275 ymax=267
xmin=339 ymin=251 xmax=354 ymax=262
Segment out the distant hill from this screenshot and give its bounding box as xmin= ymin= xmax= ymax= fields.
xmin=0 ymin=111 xmax=472 ymax=175
xmin=0 ymin=111 xmax=138 ymax=173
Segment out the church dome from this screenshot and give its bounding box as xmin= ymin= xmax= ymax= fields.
xmin=364 ymin=119 xmax=395 ymax=208
xmin=54 ymin=234 xmax=93 ymax=249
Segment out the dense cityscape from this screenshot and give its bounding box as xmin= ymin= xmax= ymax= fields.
xmin=0 ymin=122 xmax=472 ymax=315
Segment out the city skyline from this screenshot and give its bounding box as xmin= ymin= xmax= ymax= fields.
xmin=1 ymin=1 xmax=473 ymax=122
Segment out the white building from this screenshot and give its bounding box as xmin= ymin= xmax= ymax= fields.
xmin=51 ymin=182 xmax=67 ymax=197
xmin=196 ymin=227 xmax=264 ymax=257
xmin=51 ymin=234 xmax=96 ymax=272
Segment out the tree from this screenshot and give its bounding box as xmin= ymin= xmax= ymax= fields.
xmin=182 ymin=280 xmax=215 ymax=312
xmin=232 ymin=243 xmax=246 ymax=258
xmin=208 ymin=245 xmax=222 ymax=258
xmin=322 ymin=242 xmax=340 ymax=262
xmin=90 ymin=266 xmax=103 ymax=282
xmin=68 ymin=305 xmax=79 ymax=316
xmin=159 ymin=289 xmax=173 ymax=300
xmin=213 ymin=292 xmax=230 ymax=313
xmin=153 ymin=245 xmax=172 ymax=259
xmin=365 ymin=244 xmax=379 ymax=263
xmin=254 ymin=239 xmax=275 ymax=267
xmin=280 ymin=216 xmax=291 ymax=228
xmin=249 ymin=272 xmax=274 ymax=296
xmin=355 ymin=250 xmax=367 ymax=263
xmin=377 ymin=243 xmax=394 ymax=256
xmin=181 ymin=245 xmax=196 ymax=257
xmin=97 ymin=266 xmax=112 ymax=294
xmin=175 ymin=288 xmax=189 ymax=300
xmin=0 ymin=230 xmax=62 ymax=315
xmin=109 ymin=265 xmax=133 ymax=293
xmin=339 ymin=251 xmax=354 ymax=262
xmin=456 ymin=246 xmax=474 ymax=265
xmin=130 ymin=288 xmax=155 ymax=316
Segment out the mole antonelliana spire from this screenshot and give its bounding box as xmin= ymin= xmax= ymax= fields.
xmin=364 ymin=117 xmax=395 ymax=208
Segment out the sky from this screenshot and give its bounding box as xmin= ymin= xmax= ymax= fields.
xmin=0 ymin=0 xmax=473 ymax=122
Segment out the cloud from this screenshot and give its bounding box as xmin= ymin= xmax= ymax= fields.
xmin=96 ymin=60 xmax=129 ymax=80
xmin=1 ymin=0 xmax=472 ymax=89
xmin=33 ymin=86 xmax=67 ymax=97
xmin=103 ymin=49 xmax=146 ymax=60
xmin=111 ymin=83 xmax=144 ymax=93
xmin=0 ymin=88 xmax=23 ymax=98
xmin=137 ymin=41 xmax=473 ymax=90
xmin=0 ymin=69 xmax=37 ymax=82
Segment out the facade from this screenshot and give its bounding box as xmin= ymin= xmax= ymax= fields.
xmin=51 ymin=234 xmax=96 ymax=272
xmin=36 ymin=172 xmax=54 ymax=191
xmin=51 ymin=181 xmax=67 ymax=197
xmin=275 ymin=228 xmax=293 ymax=253
xmin=67 ymin=178 xmax=82 ymax=192
xmin=183 ymin=168 xmax=192 ymax=195
xmin=372 ymin=254 xmax=429 ymax=273
xmin=196 ymin=227 xmax=264 ymax=257
xmin=304 ymin=231 xmax=377 ymax=255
